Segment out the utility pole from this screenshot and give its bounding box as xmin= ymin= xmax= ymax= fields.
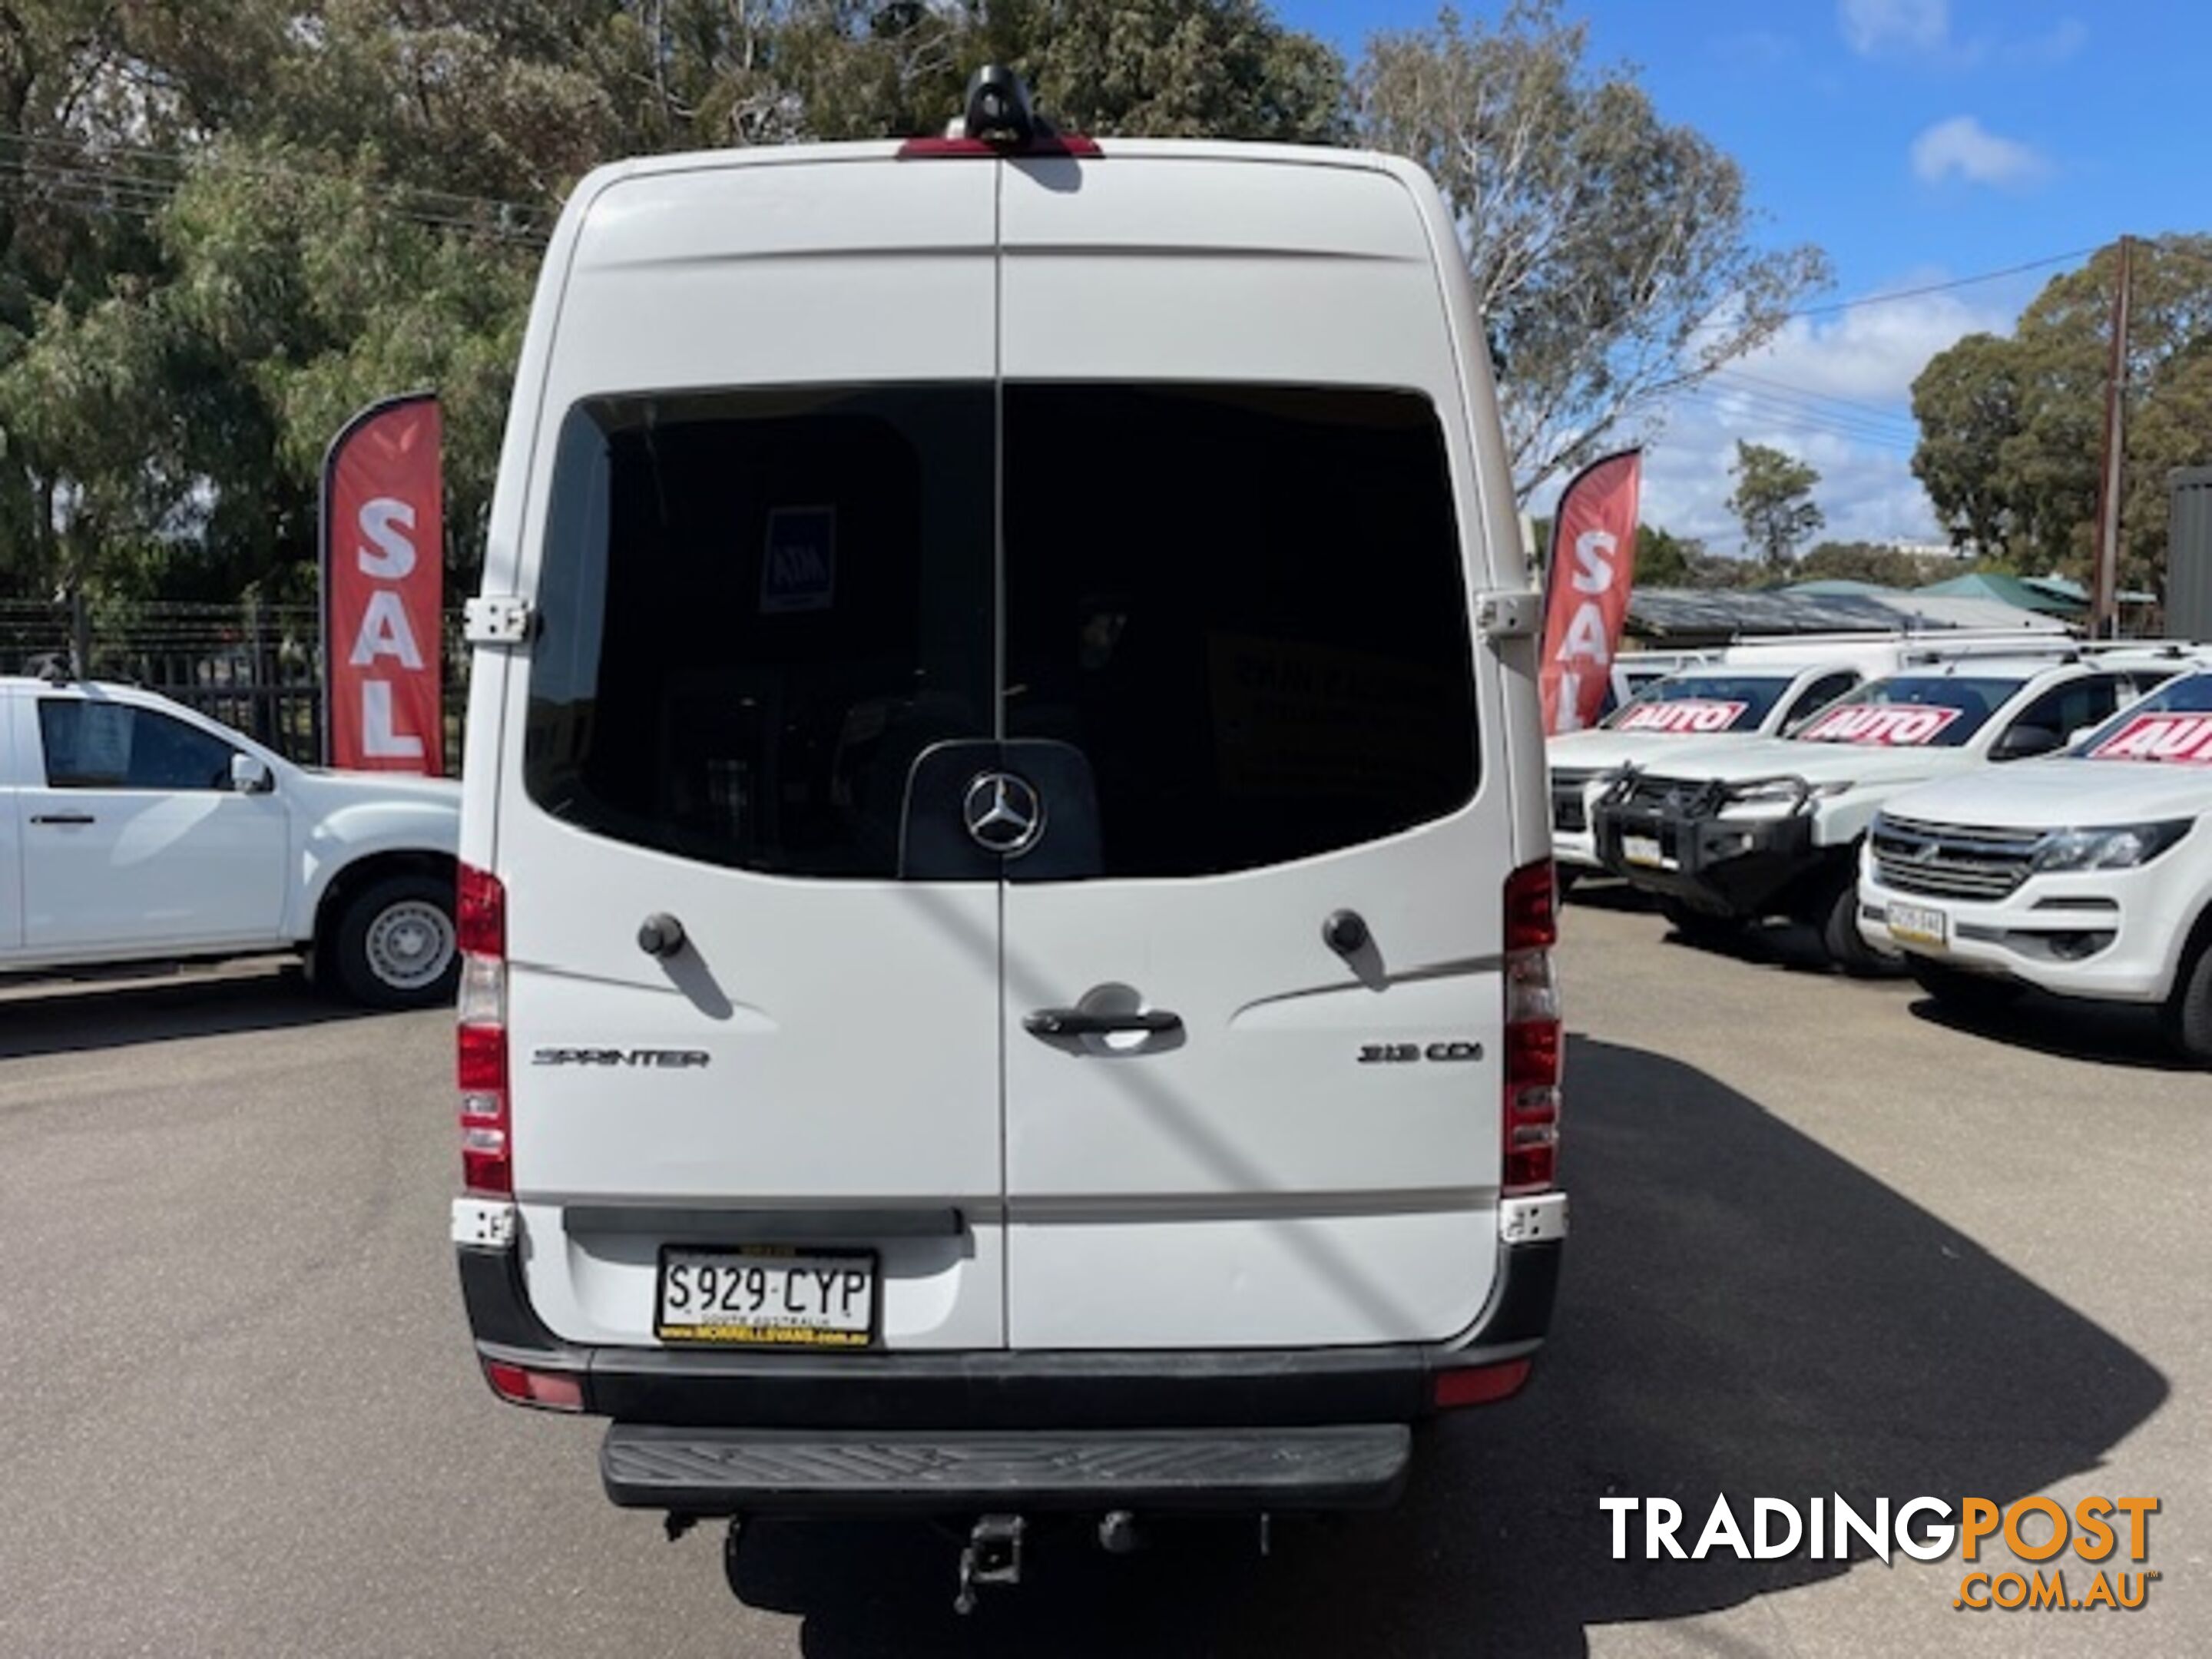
xmin=2091 ymin=234 xmax=2133 ymax=639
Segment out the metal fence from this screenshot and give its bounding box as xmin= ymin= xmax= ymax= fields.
xmin=0 ymin=598 xmax=469 ymax=773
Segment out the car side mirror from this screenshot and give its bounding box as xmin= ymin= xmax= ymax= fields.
xmin=1992 ymin=724 xmax=2062 ymax=761
xmin=231 ymin=753 xmax=275 ymax=793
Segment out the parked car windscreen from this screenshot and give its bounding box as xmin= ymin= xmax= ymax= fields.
xmin=1786 ymin=674 xmax=2028 ymax=748
xmin=1600 ymin=673 xmax=1794 ymax=733
xmin=2071 ymin=671 xmax=2212 ymax=762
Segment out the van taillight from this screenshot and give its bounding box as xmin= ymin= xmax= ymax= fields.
xmin=1432 ymin=1356 xmax=1533 ymax=1410
xmin=482 ymin=1359 xmax=583 ymax=1412
xmin=1503 ymin=859 xmax=1561 ymax=1196
xmin=456 ymin=863 xmax=511 ymax=1197
xmin=458 ymin=862 xmax=505 ymax=955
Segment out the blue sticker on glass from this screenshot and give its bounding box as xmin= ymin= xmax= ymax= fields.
xmin=761 ymin=506 xmax=836 ymax=614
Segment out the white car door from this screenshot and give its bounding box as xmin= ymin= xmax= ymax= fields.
xmin=17 ymin=692 xmax=289 ymax=953
xmin=0 ymin=690 xmax=21 ymax=953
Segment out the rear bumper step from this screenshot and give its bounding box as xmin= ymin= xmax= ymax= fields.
xmin=601 ymin=1423 xmax=1412 ymax=1515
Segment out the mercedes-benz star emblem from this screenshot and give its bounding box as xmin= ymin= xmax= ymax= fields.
xmin=962 ymin=771 xmax=1045 ymax=857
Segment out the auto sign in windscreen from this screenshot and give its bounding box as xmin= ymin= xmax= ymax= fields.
xmin=1602 ymin=674 xmax=1790 ymax=731
xmin=1791 ymin=676 xmax=2024 ymax=747
xmin=2075 ymin=671 xmax=2212 ymax=763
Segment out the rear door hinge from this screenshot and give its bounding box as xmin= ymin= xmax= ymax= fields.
xmin=1476 ymin=590 xmax=1542 ymax=640
xmin=465 ymin=594 xmax=533 ymax=645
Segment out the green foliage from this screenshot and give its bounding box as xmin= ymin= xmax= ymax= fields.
xmin=0 ymin=0 xmax=1811 ymax=619
xmin=1557 ymin=520 xmax=1763 ymax=591
xmin=984 ymin=0 xmax=1345 ymax=141
xmin=1727 ymin=440 xmax=1823 ymax=570
xmin=1351 ymin=2 xmax=1827 ymax=495
xmin=1634 ymin=524 xmax=1701 ymax=586
xmin=1912 ymin=235 xmax=2212 ymax=594
xmin=1909 ymin=333 xmax=2022 ymax=562
xmin=1628 ymin=525 xmax=1765 ymax=590
xmin=1795 ymin=540 xmax=1947 ymax=588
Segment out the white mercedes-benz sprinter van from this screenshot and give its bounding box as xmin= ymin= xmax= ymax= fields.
xmin=451 ymin=74 xmax=1562 ymax=1590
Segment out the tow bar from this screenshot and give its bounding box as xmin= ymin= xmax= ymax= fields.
xmin=953 ymin=1515 xmax=1026 ymax=1614
xmin=707 ymin=1507 xmax=1281 ymax=1613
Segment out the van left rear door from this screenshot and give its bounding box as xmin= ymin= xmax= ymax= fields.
xmin=497 ymin=156 xmax=1008 ymax=1352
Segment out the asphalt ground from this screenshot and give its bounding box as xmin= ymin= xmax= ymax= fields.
xmin=2 ymin=893 xmax=2205 ymax=1657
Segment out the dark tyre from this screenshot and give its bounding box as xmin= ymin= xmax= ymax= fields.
xmin=2164 ymin=944 xmax=2212 ymax=1065
xmin=1555 ymin=867 xmax=1583 ymax=904
xmin=1820 ymin=876 xmax=1901 ymax=977
xmin=333 ymin=873 xmax=460 ymax=1009
xmin=1906 ymin=956 xmax=2025 ymax=1018
xmin=1657 ymin=896 xmax=1740 ymax=943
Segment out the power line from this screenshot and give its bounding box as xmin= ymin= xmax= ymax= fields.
xmin=1673 ymin=385 xmax=1919 ymax=452
xmin=1697 ymin=379 xmax=1919 ymax=443
xmin=1696 ymin=246 xmax=2101 ymax=333
xmin=1707 ymin=368 xmax=1919 ymax=426
xmin=1671 ymin=402 xmax=1919 ymax=456
xmin=0 ymin=129 xmax=549 ymax=222
xmin=1788 ymin=250 xmax=2098 ymax=317
xmin=0 ymin=136 xmax=552 ymax=244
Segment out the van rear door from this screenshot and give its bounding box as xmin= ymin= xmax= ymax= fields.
xmin=995 ymin=154 xmax=1515 ymax=1348
xmin=498 ymin=158 xmax=1008 ymax=1349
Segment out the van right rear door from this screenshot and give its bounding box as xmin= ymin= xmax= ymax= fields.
xmin=993 ymin=152 xmax=1520 ymax=1350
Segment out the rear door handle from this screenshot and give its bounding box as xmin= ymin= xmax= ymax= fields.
xmin=1024 ymin=1008 xmax=1184 ymax=1038
xmin=29 ymin=813 xmax=97 ymax=826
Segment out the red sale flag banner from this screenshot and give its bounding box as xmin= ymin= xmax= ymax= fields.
xmin=1538 ymin=449 xmax=1644 ymax=734
xmin=322 ymin=392 xmax=443 ymax=773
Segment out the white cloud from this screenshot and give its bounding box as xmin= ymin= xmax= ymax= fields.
xmin=2006 ymin=18 xmax=2088 ymax=64
xmin=1839 ymin=3 xmax=2087 ymax=68
xmin=1909 ymin=115 xmax=2048 ymax=187
xmin=1741 ymin=283 xmax=2012 ymax=401
xmin=1839 ymin=0 xmax=1949 ymax=56
xmin=1635 ymin=412 xmax=1939 ymax=555
xmin=1549 ymin=285 xmax=2018 ymax=555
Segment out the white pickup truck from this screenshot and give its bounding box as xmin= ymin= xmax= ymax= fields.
xmin=1 ymin=674 xmax=461 ymax=1006
xmin=1549 ymin=633 xmax=2070 ymax=884
xmin=1551 ymin=647 xmax=1873 ymax=879
xmin=1861 ymin=666 xmax=2212 ymax=1061
xmin=1590 ymin=647 xmax=2200 ymax=970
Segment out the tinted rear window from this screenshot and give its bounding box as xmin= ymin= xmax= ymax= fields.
xmin=524 ymin=387 xmax=995 ymax=875
xmin=1003 ymin=384 xmax=1477 ymax=877
xmin=525 ymin=382 xmax=1477 ymax=879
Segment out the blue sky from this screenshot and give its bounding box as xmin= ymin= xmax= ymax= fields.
xmin=1277 ymin=0 xmax=2197 ymax=555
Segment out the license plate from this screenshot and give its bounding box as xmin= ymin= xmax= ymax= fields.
xmin=655 ymin=1247 xmax=876 ymax=1348
xmin=1888 ymin=900 xmax=1949 ymax=949
xmin=1622 ymin=833 xmax=1672 ymax=869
